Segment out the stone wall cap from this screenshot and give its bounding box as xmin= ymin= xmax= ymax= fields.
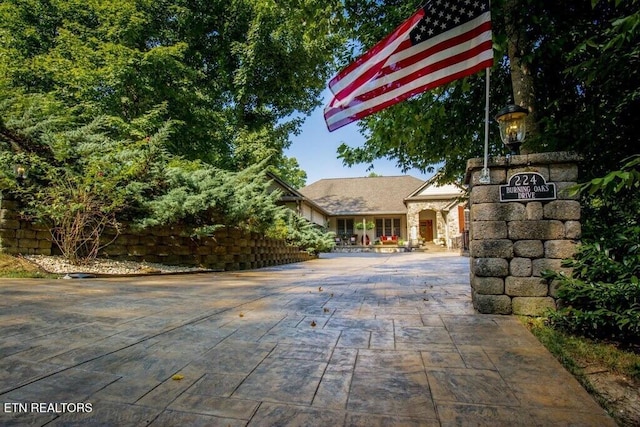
xmin=464 ymin=151 xmax=582 ymax=184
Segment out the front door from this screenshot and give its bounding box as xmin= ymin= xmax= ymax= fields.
xmin=419 ymin=220 xmax=433 ymax=241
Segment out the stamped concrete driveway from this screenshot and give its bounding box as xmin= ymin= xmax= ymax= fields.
xmin=1 ymin=252 xmax=614 ymax=426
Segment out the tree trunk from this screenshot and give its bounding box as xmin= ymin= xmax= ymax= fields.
xmin=505 ymin=0 xmax=539 ymax=151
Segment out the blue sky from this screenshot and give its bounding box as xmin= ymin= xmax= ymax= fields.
xmin=285 ymin=90 xmax=434 ymax=186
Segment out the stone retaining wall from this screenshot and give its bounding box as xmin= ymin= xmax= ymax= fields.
xmin=0 ymin=194 xmax=315 ymax=271
xmin=464 ymin=152 xmax=581 ymax=315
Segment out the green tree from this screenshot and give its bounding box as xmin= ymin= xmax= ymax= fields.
xmin=0 ymin=94 xmax=296 ymax=263
xmin=0 ymin=0 xmax=346 ymax=174
xmin=272 ymin=156 xmax=308 ymax=189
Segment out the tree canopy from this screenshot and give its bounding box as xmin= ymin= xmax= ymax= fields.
xmin=1 ymin=0 xmax=344 ymax=261
xmin=0 ymin=0 xmax=346 ymax=182
xmin=337 ymin=0 xmax=640 ymax=182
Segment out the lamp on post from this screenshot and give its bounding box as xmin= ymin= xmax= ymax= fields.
xmin=495 ymin=104 xmax=528 ymax=155
xmin=14 ymin=163 xmax=28 ymax=184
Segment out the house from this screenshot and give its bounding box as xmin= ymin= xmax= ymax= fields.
xmin=266 ymin=172 xmax=330 ymax=227
xmin=299 ymin=175 xmax=467 ymax=249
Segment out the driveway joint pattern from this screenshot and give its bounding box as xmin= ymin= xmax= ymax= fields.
xmin=0 ymin=252 xmax=614 ymax=426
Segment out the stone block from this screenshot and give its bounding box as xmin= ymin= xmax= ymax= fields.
xmin=470 ymin=239 xmax=513 ymax=258
xmin=138 ymin=236 xmax=156 ymax=246
xmin=565 ymin=221 xmax=582 ymax=239
xmin=172 ymin=245 xmax=193 ymax=256
xmin=512 ymin=297 xmax=556 ymax=316
xmin=549 ymin=279 xmax=564 ymax=298
xmin=0 ymin=200 xmax=19 ymax=210
xmin=545 ymin=240 xmax=578 ymax=259
xmin=532 ymin=258 xmax=572 ymax=277
xmin=32 ymin=223 xmax=49 ymax=232
xmin=472 ymin=277 xmax=504 ymax=295
xmin=474 ymin=294 xmax=512 ymax=314
xmin=195 ymin=245 xmax=213 ymax=255
xmin=466 ymin=156 xmax=508 ymax=169
xmin=471 ymin=221 xmax=508 ymax=240
xmin=214 ymin=229 xmax=229 ymax=240
xmin=37 ymin=240 xmax=52 ymax=250
xmin=128 ymin=245 xmax=149 ymax=256
xmin=524 ymin=202 xmax=543 ymax=220
xmin=101 ymin=244 xmax=127 ymax=255
xmin=549 ymin=163 xmax=578 ymax=182
xmin=150 ymin=226 xmax=170 ymax=237
xmin=36 ymin=231 xmax=51 ymax=240
xmin=470 ymin=185 xmax=501 ymax=204
xmin=1 ymin=246 xmax=19 ymax=254
xmin=18 ymin=238 xmax=39 ymax=249
xmin=0 ymin=228 xmax=17 ymax=240
xmin=16 ymin=228 xmax=36 ymax=239
xmin=474 ymin=258 xmax=509 ymax=277
xmin=153 ymin=245 xmax=171 ymax=256
xmin=508 ymin=166 xmax=549 ymax=181
xmin=472 ymin=203 xmax=526 ymax=222
xmin=556 ymin=182 xmax=580 ymax=200
xmin=470 ymin=168 xmax=507 ymax=186
xmin=160 ymin=235 xmax=177 ymax=245
xmin=162 ymin=255 xmax=182 ymax=265
xmin=513 ymin=240 xmax=544 ymax=258
xmin=505 ymin=277 xmax=548 ymax=297
xmin=543 ymin=200 xmax=580 ymax=221
xmin=510 ymin=257 xmax=532 ymax=277
xmin=508 ymin=220 xmax=565 ymax=240
xmin=521 ymin=151 xmax=582 ymax=165
xmin=1 ymin=219 xmax=21 ymax=229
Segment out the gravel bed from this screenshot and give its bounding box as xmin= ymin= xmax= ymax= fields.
xmin=24 ymin=255 xmax=209 ymax=276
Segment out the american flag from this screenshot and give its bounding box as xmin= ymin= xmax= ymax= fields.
xmin=324 ymin=0 xmax=493 ymax=132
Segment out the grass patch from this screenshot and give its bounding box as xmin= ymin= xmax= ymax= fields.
xmin=522 ymin=316 xmax=640 ymax=423
xmin=0 ymin=253 xmax=57 ymax=278
xmin=522 ymin=317 xmax=640 ymax=381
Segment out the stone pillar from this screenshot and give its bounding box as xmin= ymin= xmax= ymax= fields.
xmin=0 ymin=193 xmax=34 ymax=255
xmin=464 ymin=152 xmax=581 ymax=315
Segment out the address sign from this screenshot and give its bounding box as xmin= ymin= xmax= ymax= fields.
xmin=499 ymin=172 xmax=556 ymax=202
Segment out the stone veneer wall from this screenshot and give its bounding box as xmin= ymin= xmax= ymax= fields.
xmin=406 ymin=200 xmax=459 ymax=247
xmin=0 ymin=194 xmax=316 ymax=271
xmin=464 ymin=152 xmax=581 ymax=315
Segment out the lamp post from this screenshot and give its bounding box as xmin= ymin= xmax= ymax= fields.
xmin=14 ymin=163 xmax=28 ymax=184
xmin=495 ymin=104 xmax=529 ymax=155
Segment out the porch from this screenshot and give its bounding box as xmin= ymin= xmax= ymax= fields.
xmin=332 ymin=244 xmax=409 ymax=253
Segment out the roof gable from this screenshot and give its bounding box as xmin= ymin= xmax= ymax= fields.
xmin=405 ymin=175 xmax=465 ymax=201
xmin=266 ymin=172 xmax=330 ymax=215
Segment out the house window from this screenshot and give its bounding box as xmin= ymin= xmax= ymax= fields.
xmin=376 ymin=218 xmax=400 ymax=237
xmin=336 ymin=219 xmax=354 ymax=236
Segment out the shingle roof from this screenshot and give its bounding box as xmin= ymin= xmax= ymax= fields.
xmin=299 ymin=176 xmax=425 ymax=215
xmin=266 ymin=172 xmax=331 ymax=216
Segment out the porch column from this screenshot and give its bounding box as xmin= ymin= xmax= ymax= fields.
xmin=407 ymin=207 xmax=420 ymax=247
xmin=436 ymin=210 xmax=446 ymax=245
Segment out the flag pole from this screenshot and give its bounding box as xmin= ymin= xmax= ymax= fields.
xmin=479 ymin=67 xmax=491 ymax=184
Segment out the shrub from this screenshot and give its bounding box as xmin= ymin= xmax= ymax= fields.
xmin=0 ymin=96 xmax=289 ymax=264
xmin=545 ymin=155 xmax=640 ymax=345
xmin=268 ymin=210 xmax=334 ymax=255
